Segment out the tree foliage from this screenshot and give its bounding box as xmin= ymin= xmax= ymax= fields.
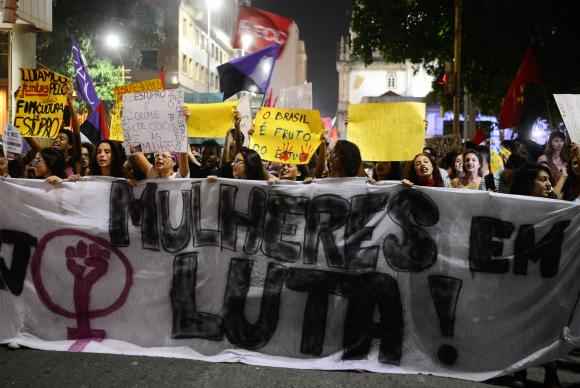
xmin=351 ymin=0 xmax=580 ymax=119
xmin=36 ymin=0 xmax=165 ymax=105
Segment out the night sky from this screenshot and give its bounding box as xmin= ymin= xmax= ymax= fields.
xmin=252 ymin=0 xmax=352 ymax=118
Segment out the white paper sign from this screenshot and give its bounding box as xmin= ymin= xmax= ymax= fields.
xmin=122 ymin=90 xmax=187 ymax=153
xmin=1 ymin=178 xmax=580 ymax=382
xmin=554 ymin=94 xmax=580 ymax=143
xmin=237 ymin=94 xmax=252 ymax=147
xmin=2 ymin=124 xmax=23 ymax=158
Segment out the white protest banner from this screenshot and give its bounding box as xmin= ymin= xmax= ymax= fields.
xmin=554 ymin=94 xmax=580 ymax=143
xmin=122 ymin=90 xmax=187 ymax=153
xmin=2 ymin=124 xmax=23 ymax=159
xmin=1 ymin=178 xmax=580 ymax=382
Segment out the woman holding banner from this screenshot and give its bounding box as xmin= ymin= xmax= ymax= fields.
xmin=89 ymin=140 xmax=126 ymax=178
xmin=402 ymin=153 xmax=445 ymax=187
xmin=231 ymin=147 xmax=269 ymax=180
xmin=327 ymin=140 xmax=362 ymax=178
xmin=27 ymin=148 xmax=67 ymax=185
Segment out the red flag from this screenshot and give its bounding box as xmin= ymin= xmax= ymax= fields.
xmin=472 ymin=127 xmax=486 ymax=145
xmin=499 ymin=47 xmax=541 ymax=129
xmin=234 ymin=6 xmax=293 ymax=54
xmin=159 ymin=67 xmax=166 ymax=89
xmin=96 ymin=101 xmax=110 ymax=140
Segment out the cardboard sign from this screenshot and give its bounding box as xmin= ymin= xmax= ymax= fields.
xmin=1 ymin=179 xmax=580 ymax=381
xmin=13 ymin=68 xmax=71 ymax=138
xmin=109 ymin=79 xmax=164 ymax=141
xmin=250 ymin=107 xmax=322 ymax=164
xmin=347 ymin=102 xmax=425 ymax=161
xmin=554 ymin=94 xmax=580 ymax=143
xmin=2 ymin=124 xmax=23 ymax=159
xmin=186 ymin=102 xmax=237 ymax=138
xmin=122 ymin=90 xmax=187 ymax=153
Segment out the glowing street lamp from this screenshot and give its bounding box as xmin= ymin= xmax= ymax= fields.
xmin=105 ymin=32 xmax=125 ymax=84
xmin=241 ymin=33 xmax=254 ymax=56
xmin=205 ymin=0 xmax=222 ymax=92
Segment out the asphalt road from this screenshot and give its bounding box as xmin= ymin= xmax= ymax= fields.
xmin=1 ymin=346 xmax=579 ymax=388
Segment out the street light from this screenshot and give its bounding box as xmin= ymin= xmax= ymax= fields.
xmin=205 ymin=0 xmax=222 ymax=92
xmin=105 ymin=32 xmax=125 ymax=84
xmin=241 ymin=33 xmax=253 ymax=56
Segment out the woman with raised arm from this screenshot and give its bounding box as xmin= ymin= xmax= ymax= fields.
xmin=25 ymin=94 xmax=82 ymax=177
xmin=131 ymin=150 xmax=189 ymax=179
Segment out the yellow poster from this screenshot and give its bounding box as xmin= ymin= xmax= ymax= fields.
xmin=347 ymin=102 xmax=426 ymax=161
xmin=186 ymin=102 xmax=237 ymax=138
xmin=13 ymin=68 xmax=71 ymax=138
xmin=109 ymin=79 xmax=164 ymax=141
xmin=250 ymin=107 xmax=323 ymax=164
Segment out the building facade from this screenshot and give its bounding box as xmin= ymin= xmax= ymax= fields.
xmin=1 ymin=0 xmax=52 ymax=131
xmin=131 ymin=0 xmax=239 ymax=93
xmin=336 ymin=35 xmax=435 ymax=135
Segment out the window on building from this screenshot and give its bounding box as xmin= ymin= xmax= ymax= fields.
xmin=189 ymin=21 xmax=193 ymax=38
xmin=188 ymin=58 xmax=193 ymax=77
xmin=386 ymin=72 xmax=397 ymax=89
xmin=182 ymin=55 xmax=188 ymax=74
xmin=182 ymin=18 xmax=188 ymax=37
xmin=141 ymin=49 xmax=158 ymax=70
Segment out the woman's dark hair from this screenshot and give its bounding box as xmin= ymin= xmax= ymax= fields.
xmin=333 ymin=140 xmax=362 ymax=177
xmin=81 ymin=142 xmax=95 ymax=160
xmin=510 ymin=162 xmax=553 ymax=196
xmin=90 ymin=140 xmax=126 ymax=178
xmin=372 ymin=161 xmax=402 ymax=181
xmin=407 ymin=153 xmax=444 ymax=187
xmin=239 ymin=147 xmax=267 ymax=180
xmin=544 ymin=131 xmax=568 ymax=160
xmin=442 ymin=151 xmax=463 ymax=179
xmin=40 ymin=148 xmax=66 ymax=179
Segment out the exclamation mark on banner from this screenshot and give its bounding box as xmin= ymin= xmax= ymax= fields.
xmin=428 ymin=275 xmax=463 ymax=366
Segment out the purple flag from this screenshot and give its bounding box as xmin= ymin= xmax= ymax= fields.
xmin=217 ymin=44 xmax=280 ymax=100
xmin=71 ymin=39 xmax=100 ymax=127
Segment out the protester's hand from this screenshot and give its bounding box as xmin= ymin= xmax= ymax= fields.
xmin=127 ymin=179 xmax=138 ymax=187
xmin=561 ymin=166 xmax=568 ymax=178
xmin=181 ymin=105 xmax=190 ymax=118
xmin=267 ymin=175 xmax=279 ymax=185
xmin=401 ymin=179 xmax=414 ymax=188
xmin=367 ymin=177 xmax=377 ymax=185
xmin=45 ymin=176 xmax=63 ymax=185
xmin=67 ymin=174 xmax=81 ymax=182
xmin=302 ymin=177 xmax=314 ymax=184
xmin=207 ymin=175 xmax=218 ymax=183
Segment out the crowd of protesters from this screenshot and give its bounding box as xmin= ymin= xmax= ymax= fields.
xmin=1 ymin=100 xmax=579 ymax=211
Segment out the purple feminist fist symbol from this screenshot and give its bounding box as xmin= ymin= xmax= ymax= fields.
xmin=65 ymin=240 xmax=110 ymax=340
xmin=31 ymin=229 xmax=133 ymax=342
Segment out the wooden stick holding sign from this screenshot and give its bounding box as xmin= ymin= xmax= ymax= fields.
xmin=250 ymin=107 xmax=323 ymax=164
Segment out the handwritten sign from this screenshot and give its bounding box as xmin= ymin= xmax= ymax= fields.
xmin=2 ymin=124 xmax=23 ymax=159
xmin=186 ymin=102 xmax=236 ymax=138
xmin=554 ymin=94 xmax=580 ymax=143
xmin=13 ymin=68 xmax=71 ymax=138
xmin=110 ymin=79 xmax=164 ymax=141
xmin=347 ymin=102 xmax=425 ymax=161
xmin=250 ymin=108 xmax=322 ymax=164
xmin=122 ymin=90 xmax=187 ymax=153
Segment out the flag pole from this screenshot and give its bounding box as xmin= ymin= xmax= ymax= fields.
xmin=452 ymin=0 xmax=463 ymax=141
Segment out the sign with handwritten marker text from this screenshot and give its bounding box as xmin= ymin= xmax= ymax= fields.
xmin=109 ymin=79 xmax=164 ymax=141
xmin=122 ymin=90 xmax=187 ymax=153
xmin=348 ymin=102 xmax=425 ymax=161
xmin=250 ymin=107 xmax=322 ymax=164
xmin=13 ymin=68 xmax=71 ymax=139
xmin=185 ymin=102 xmax=237 ymax=138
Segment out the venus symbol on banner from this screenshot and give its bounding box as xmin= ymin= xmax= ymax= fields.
xmin=30 ymin=229 xmax=133 ymax=341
